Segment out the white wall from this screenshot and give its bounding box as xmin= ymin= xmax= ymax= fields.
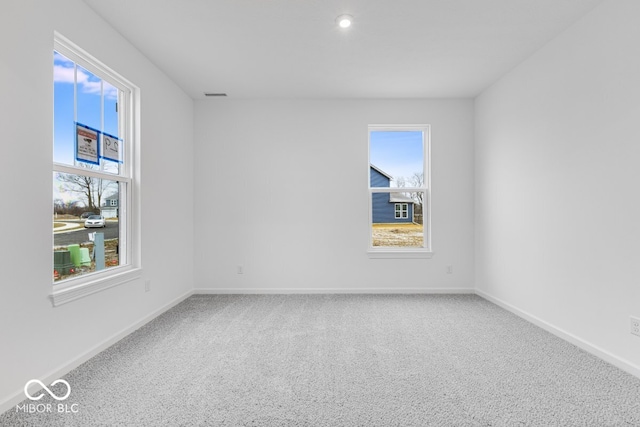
xmin=0 ymin=0 xmax=195 ymax=411
xmin=475 ymin=0 xmax=640 ymax=375
xmin=194 ymin=99 xmax=474 ymax=292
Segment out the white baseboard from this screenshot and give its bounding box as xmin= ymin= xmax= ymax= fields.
xmin=0 ymin=290 xmax=193 ymax=415
xmin=193 ymin=287 xmax=476 ymax=295
xmin=475 ymin=289 xmax=640 ymax=380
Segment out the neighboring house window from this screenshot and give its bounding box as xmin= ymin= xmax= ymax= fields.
xmin=52 ymin=33 xmax=140 ymax=305
xmin=395 ymin=203 xmax=408 ymax=219
xmin=368 ymin=125 xmax=431 ymax=258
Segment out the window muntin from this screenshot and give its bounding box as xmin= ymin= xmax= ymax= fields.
xmin=368 ymin=126 xmax=430 ymax=255
xmin=53 ymin=37 xmax=135 ymax=288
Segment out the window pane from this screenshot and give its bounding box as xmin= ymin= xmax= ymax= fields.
xmin=101 ymin=149 xmax=121 ymax=174
xmin=103 ymin=82 xmax=119 ymax=138
xmin=370 ymin=130 xmax=424 ymax=188
xmin=76 ymin=65 xmax=102 ymax=132
xmin=53 ymin=51 xmax=76 ymax=166
xmin=53 ymin=172 xmax=121 ymax=282
xmin=371 ymin=192 xmax=425 ymax=248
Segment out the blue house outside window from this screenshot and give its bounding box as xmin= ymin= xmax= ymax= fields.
xmin=370 ymin=165 xmax=414 ymax=224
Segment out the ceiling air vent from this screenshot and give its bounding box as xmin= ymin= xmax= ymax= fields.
xmin=204 ymin=93 xmax=227 ymax=97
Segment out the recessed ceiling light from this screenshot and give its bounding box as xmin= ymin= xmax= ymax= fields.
xmin=336 ymin=14 xmax=353 ymax=29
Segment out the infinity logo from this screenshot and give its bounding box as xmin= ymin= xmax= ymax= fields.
xmin=24 ymin=379 xmax=71 ymax=401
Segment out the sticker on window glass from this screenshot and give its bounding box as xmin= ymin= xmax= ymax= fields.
xmin=101 ymin=133 xmax=122 ymax=163
xmin=75 ymin=123 xmax=99 ymax=165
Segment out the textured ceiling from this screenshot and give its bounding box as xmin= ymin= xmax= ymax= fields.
xmin=84 ymin=0 xmax=604 ymax=99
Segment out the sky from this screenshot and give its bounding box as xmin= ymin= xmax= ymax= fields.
xmin=53 ymin=51 xmax=119 ymax=166
xmin=369 ymin=130 xmax=424 ymax=188
xmin=53 ymin=51 xmax=120 ymax=205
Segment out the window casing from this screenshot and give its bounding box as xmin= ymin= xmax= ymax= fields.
xmin=52 ymin=33 xmax=140 ymax=305
xmin=368 ymin=125 xmax=431 ymax=258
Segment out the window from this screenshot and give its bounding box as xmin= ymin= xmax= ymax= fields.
xmin=368 ymin=125 xmax=431 ymax=258
xmin=52 ymin=34 xmax=140 ymax=305
xmin=395 ymin=203 xmax=408 ymax=219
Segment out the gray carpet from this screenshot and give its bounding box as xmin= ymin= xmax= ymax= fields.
xmin=2 ymin=294 xmax=640 ymax=426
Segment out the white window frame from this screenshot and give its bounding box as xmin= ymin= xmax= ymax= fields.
xmin=368 ymin=124 xmax=432 ymax=259
xmin=51 ymin=33 xmax=141 ymax=306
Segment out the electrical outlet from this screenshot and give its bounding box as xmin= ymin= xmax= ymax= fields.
xmin=237 ymin=265 xmax=244 ymax=275
xmin=145 ymin=280 xmax=151 ymax=292
xmin=631 ymin=316 xmax=640 ymax=337
xmin=446 ymin=266 xmax=453 ymax=274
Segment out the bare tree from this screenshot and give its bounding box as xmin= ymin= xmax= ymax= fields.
xmin=53 ymin=198 xmax=66 ymax=215
xmin=390 ymin=173 xmax=425 ymax=224
xmin=409 ymin=172 xmax=424 ymax=205
xmin=55 ymin=166 xmax=115 ymax=213
xmin=394 ymin=176 xmax=406 ymax=188
xmin=53 ymin=199 xmax=84 ymax=216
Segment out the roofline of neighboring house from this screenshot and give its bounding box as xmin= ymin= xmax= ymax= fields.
xmin=370 ymin=164 xmax=393 ymax=180
xmin=389 ymin=192 xmax=415 ymax=204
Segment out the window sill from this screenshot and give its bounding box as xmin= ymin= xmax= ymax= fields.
xmin=367 ymin=250 xmax=434 ymax=259
xmin=50 ymin=267 xmax=142 ymax=307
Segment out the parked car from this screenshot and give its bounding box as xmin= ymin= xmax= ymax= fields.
xmin=80 ymin=212 xmax=97 ymax=219
xmin=84 ymin=215 xmax=106 ymax=228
